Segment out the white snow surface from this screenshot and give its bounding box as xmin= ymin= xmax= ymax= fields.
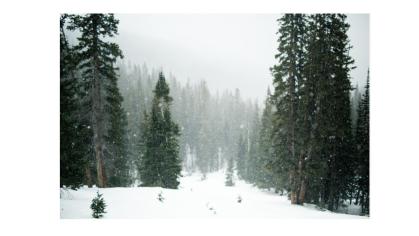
xmin=60 ymin=171 xmax=366 ymax=219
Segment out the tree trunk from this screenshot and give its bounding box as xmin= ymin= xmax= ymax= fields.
xmin=95 ymin=141 xmax=106 ymax=187
xmin=92 ymin=66 xmax=106 ymax=187
xmin=298 ymin=177 xmax=307 ymax=204
xmin=296 ymin=145 xmax=310 ymax=205
xmin=355 ymin=189 xmax=360 ymax=205
xmin=290 ymin=191 xmax=298 ymax=204
xmin=289 ymin=170 xmax=299 ymax=204
xmin=85 ymin=165 xmax=93 ymax=187
xmin=91 ymin=15 xmax=106 ymax=188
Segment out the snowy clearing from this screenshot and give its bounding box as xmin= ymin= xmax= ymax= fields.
xmin=60 ymin=171 xmax=366 ymax=219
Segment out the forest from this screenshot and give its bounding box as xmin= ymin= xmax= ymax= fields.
xmin=60 ymin=13 xmax=369 ymax=217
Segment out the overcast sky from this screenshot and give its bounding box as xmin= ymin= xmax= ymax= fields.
xmin=116 ymin=14 xmax=369 ymax=101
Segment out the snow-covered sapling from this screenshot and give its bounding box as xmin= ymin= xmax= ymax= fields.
xmin=208 ymin=205 xmax=216 ymax=215
xmin=237 ymin=195 xmax=242 ymax=203
xmin=201 ymin=174 xmax=207 ymax=181
xmin=157 ymin=191 xmax=164 ymax=202
xmin=90 ymin=191 xmax=107 ymax=218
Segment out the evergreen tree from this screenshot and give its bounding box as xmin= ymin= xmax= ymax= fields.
xmin=313 ymin=14 xmax=354 ymax=210
xmin=90 ymin=191 xmax=107 ymax=218
xmin=105 ymin=68 xmax=130 ymax=187
xmin=68 ymin=14 xmax=124 ymax=187
xmin=268 ymin=14 xmax=357 ymax=211
xmin=351 ymin=83 xmax=362 ymax=134
xmin=245 ymin=103 xmax=261 ymax=183
xmin=298 ymin=14 xmax=329 ymax=205
xmin=225 ymin=157 xmax=235 ymax=186
xmin=302 ymin=14 xmax=355 ymax=210
xmin=255 ymin=88 xmax=275 ymax=189
xmin=60 ymin=14 xmax=89 ymax=189
xmin=141 ymin=72 xmax=182 ymax=189
xmin=271 ymin=14 xmax=307 ymax=204
xmin=355 ymin=70 xmax=369 ymax=215
xmin=136 ymin=110 xmax=149 ymax=184
xmin=236 ymin=134 xmax=247 ymax=179
xmin=118 ymin=63 xmax=145 ymax=183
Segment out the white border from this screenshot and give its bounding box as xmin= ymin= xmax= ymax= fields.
xmin=1 ymin=0 xmax=418 ymax=235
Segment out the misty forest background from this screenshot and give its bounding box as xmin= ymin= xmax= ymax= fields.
xmin=60 ymin=14 xmax=369 ymax=215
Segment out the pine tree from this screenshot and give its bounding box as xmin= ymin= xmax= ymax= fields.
xmin=268 ymin=14 xmax=357 ymax=211
xmin=157 ymin=191 xmax=165 ymax=202
xmin=351 ymin=83 xmax=362 ymax=134
xmin=60 ymin=14 xmax=89 ymax=189
xmin=298 ymin=14 xmax=329 ymax=205
xmin=271 ymin=14 xmax=307 ymax=204
xmin=255 ymin=88 xmax=275 ymax=189
xmin=355 ymin=70 xmax=369 ymax=215
xmin=90 ymin=191 xmax=107 ymax=218
xmin=246 ymin=103 xmax=261 ymax=183
xmin=195 ymin=81 xmax=216 ymax=175
xmin=141 ymin=72 xmax=182 ymax=189
xmin=105 ymin=68 xmax=130 ymax=187
xmin=136 ymin=110 xmax=149 ymax=184
xmin=118 ymin=63 xmax=145 ymax=183
xmin=68 ymin=14 xmax=124 ymax=187
xmin=225 ymin=157 xmax=235 ymax=186
xmin=302 ymin=14 xmax=355 ymax=210
xmin=236 ymin=134 xmax=247 ymax=179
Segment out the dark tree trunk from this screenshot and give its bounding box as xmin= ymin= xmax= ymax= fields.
xmin=85 ymin=165 xmax=93 ymax=187
xmin=298 ymin=176 xmax=307 ymax=204
xmin=289 ymin=170 xmax=298 ymax=204
xmin=91 ymin=15 xmax=106 ymax=188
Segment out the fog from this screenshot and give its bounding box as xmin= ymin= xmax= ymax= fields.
xmin=116 ymin=14 xmax=369 ymax=101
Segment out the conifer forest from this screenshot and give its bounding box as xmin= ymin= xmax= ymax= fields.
xmin=60 ymin=14 xmax=369 ymax=218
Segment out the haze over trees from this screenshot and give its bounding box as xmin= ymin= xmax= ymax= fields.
xmin=60 ymin=13 xmax=369 ymax=215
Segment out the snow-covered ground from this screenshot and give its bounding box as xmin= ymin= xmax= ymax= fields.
xmin=60 ymin=171 xmax=366 ymax=219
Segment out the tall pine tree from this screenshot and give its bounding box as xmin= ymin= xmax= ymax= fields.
xmin=302 ymin=14 xmax=355 ymax=210
xmin=355 ymin=70 xmax=369 ymax=214
xmin=105 ymin=67 xmax=130 ymax=187
xmin=68 ymin=14 xmax=124 ymax=187
xmin=271 ymin=13 xmax=307 ymax=204
xmin=141 ymin=72 xmax=182 ymax=189
xmin=255 ymin=88 xmax=275 ymax=189
xmin=60 ymin=14 xmax=90 ymax=189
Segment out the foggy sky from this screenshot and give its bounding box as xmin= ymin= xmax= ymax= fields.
xmin=116 ymin=14 xmax=369 ymax=101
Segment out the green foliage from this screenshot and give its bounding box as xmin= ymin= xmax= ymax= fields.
xmin=254 ymin=89 xmax=276 ymax=189
xmin=117 ymin=63 xmax=258 ymax=178
xmin=303 ymin=14 xmax=355 ymax=210
xmin=270 ymin=14 xmax=307 ymax=200
xmin=271 ymin=13 xmax=356 ymax=209
xmin=105 ymin=69 xmax=131 ymax=187
xmin=245 ymin=105 xmax=261 ymax=183
xmin=61 ymin=14 xmax=128 ymax=188
xmin=60 ymin=14 xmax=90 ymax=189
xmin=141 ymin=72 xmax=182 ymax=189
xmin=237 ymin=14 xmax=364 ymax=213
xmin=90 ymin=191 xmax=107 ymax=218
xmin=355 ymin=71 xmax=369 ymax=214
